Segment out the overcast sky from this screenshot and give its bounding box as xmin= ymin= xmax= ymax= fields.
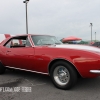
xmin=0 ymin=0 xmax=100 ymax=40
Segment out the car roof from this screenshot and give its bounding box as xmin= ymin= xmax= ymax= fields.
xmin=0 ymin=34 xmax=54 ymax=45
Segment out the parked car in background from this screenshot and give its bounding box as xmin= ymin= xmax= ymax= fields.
xmin=1 ymin=34 xmax=100 ymax=90
xmin=91 ymin=42 xmax=100 ymax=47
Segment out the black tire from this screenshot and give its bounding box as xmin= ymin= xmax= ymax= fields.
xmin=50 ymin=61 xmax=77 ymax=90
xmin=0 ymin=62 xmax=6 ymax=74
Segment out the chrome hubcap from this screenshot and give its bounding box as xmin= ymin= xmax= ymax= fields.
xmin=53 ymin=66 xmax=70 ymax=86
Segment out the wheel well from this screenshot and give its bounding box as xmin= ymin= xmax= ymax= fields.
xmin=0 ymin=61 xmax=4 ymax=66
xmin=0 ymin=60 xmax=6 ymax=68
xmin=48 ymin=59 xmax=81 ymax=77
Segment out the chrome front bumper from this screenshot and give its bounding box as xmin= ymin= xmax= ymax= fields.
xmin=90 ymin=70 xmax=100 ymax=74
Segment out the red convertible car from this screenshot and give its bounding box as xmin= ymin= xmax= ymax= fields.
xmin=0 ymin=34 xmax=100 ymax=90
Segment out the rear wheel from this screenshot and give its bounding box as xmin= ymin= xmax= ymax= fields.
xmin=50 ymin=61 xmax=77 ymax=90
xmin=0 ymin=62 xmax=6 ymax=74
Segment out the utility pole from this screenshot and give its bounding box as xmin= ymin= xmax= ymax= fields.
xmin=95 ymin=32 xmax=96 ymax=42
xmin=23 ymin=0 xmax=30 ymax=34
xmin=90 ymin=23 xmax=93 ymax=43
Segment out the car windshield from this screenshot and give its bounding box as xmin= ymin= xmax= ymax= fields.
xmin=31 ymin=35 xmax=62 ymax=46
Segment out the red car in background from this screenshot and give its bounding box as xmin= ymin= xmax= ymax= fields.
xmin=0 ymin=34 xmax=100 ymax=90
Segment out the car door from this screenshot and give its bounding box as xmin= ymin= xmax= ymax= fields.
xmin=2 ymin=36 xmax=35 ymax=70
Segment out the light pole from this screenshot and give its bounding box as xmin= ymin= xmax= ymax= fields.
xmin=23 ymin=0 xmax=30 ymax=34
xmin=95 ymin=32 xmax=96 ymax=42
xmin=90 ymin=23 xmax=93 ymax=43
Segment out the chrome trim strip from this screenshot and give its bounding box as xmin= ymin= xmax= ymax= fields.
xmin=90 ymin=70 xmax=100 ymax=74
xmin=6 ymin=66 xmax=48 ymax=75
xmin=28 ymin=35 xmax=34 ymax=47
xmin=29 ymin=35 xmax=35 ymax=47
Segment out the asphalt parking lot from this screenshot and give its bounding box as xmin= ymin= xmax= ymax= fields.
xmin=0 ymin=70 xmax=100 ymax=100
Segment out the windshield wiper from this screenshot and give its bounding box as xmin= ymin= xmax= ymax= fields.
xmin=55 ymin=43 xmax=62 ymax=44
xmin=42 ymin=43 xmax=62 ymax=45
xmin=43 ymin=44 xmax=56 ymax=46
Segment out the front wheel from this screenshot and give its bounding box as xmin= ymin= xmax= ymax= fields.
xmin=50 ymin=61 xmax=77 ymax=90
